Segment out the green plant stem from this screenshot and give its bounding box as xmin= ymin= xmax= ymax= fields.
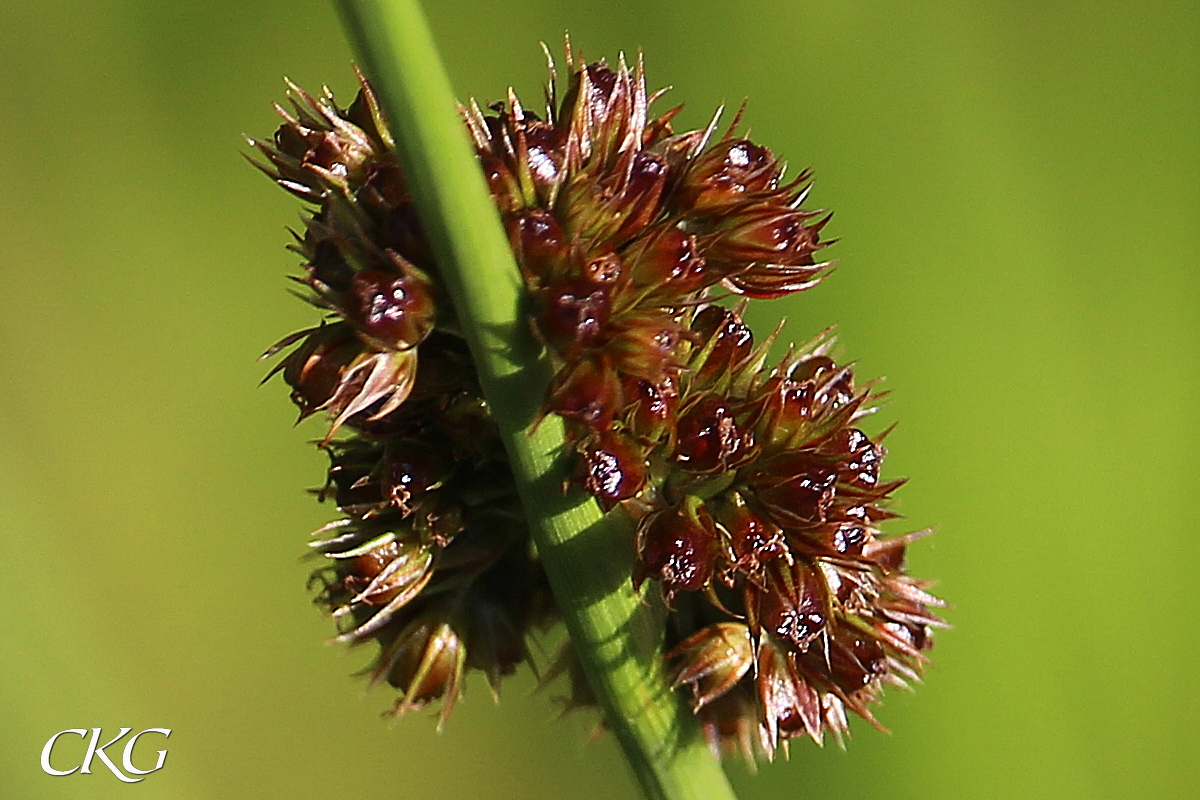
xmin=331 ymin=2 xmax=738 ymax=799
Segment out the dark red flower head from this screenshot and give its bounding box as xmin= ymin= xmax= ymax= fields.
xmin=259 ymin=48 xmax=942 ymax=756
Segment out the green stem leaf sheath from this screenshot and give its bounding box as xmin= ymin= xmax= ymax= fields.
xmin=330 ymin=2 xmax=738 ymax=799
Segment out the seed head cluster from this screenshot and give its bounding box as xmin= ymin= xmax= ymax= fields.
xmin=253 ymin=46 xmax=943 ymax=760
xmin=252 ymin=77 xmax=555 ymax=724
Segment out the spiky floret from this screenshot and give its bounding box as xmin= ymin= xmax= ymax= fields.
xmin=255 ymin=44 xmax=942 ymax=759
xmin=254 ymin=74 xmax=556 ymax=722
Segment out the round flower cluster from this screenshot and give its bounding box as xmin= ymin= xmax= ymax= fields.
xmin=255 ymin=48 xmax=942 ymax=759
xmin=654 ymin=311 xmax=943 ymax=757
xmin=465 ymin=52 xmax=830 ymax=511
xmin=469 ymin=48 xmax=944 ymax=758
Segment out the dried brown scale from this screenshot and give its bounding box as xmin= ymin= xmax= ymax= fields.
xmin=258 ymin=46 xmax=941 ymax=761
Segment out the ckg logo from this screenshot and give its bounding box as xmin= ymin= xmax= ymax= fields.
xmin=41 ymin=728 xmax=171 ymax=783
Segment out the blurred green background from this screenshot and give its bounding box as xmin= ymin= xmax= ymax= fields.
xmin=1 ymin=1 xmax=1195 ymax=798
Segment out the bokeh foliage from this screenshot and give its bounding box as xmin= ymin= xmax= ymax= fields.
xmin=0 ymin=1 xmax=1195 ymax=798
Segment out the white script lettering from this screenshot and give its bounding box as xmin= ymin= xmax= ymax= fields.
xmin=40 ymin=727 xmax=172 ymax=782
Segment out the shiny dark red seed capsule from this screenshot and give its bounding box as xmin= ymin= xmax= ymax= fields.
xmin=674 ymin=394 xmax=754 ymax=474
xmin=345 ymin=269 xmax=435 ymax=350
xmin=538 ymin=279 xmax=612 ymax=353
xmin=636 ymin=498 xmax=719 ymax=600
xmin=577 ymin=430 xmax=648 ymax=509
